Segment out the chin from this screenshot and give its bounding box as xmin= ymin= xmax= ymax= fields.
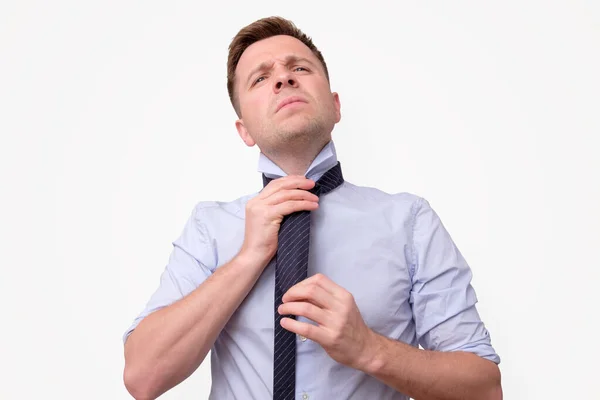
xmin=279 ymin=114 xmax=323 ymax=135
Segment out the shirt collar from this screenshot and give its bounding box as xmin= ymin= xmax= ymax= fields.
xmin=257 ymin=140 xmax=339 ymax=182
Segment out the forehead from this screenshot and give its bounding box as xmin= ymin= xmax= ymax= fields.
xmin=236 ymin=35 xmax=318 ymax=76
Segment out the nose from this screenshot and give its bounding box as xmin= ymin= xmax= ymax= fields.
xmin=273 ymin=69 xmax=299 ymax=92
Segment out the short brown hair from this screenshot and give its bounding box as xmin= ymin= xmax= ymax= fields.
xmin=227 ymin=16 xmax=330 ymax=117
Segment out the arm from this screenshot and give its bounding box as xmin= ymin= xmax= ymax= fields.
xmin=278 ymin=274 xmax=502 ymax=400
xmin=123 ymin=252 xmax=265 ymax=400
xmin=278 ymin=197 xmax=501 ymax=400
xmin=360 ymin=331 xmax=502 ymax=400
xmin=123 ymin=175 xmax=320 ymax=400
xmin=395 ymin=197 xmax=502 ymax=399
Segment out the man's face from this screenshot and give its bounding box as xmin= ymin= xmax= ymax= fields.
xmin=234 ymin=35 xmax=341 ymax=156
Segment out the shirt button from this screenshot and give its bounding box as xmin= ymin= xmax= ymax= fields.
xmin=302 ymin=394 xmax=309 ymax=400
xmin=299 ymin=335 xmax=307 ymax=342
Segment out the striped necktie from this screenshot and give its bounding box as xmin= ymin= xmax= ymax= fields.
xmin=262 ymin=162 xmax=344 ymax=400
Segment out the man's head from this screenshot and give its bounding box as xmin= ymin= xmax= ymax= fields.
xmin=227 ymin=17 xmax=341 ymax=158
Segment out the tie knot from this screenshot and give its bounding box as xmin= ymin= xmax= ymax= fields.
xmin=262 ymin=162 xmax=344 ymax=196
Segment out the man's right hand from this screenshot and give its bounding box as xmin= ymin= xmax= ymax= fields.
xmin=124 ymin=176 xmax=319 ymax=400
xmin=238 ymin=175 xmax=319 ymax=268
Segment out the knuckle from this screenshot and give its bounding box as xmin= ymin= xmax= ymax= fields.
xmin=247 ymin=199 xmax=262 ymax=211
xmin=339 ymin=310 xmax=350 ymax=325
xmin=301 ymin=303 xmax=312 ymax=314
xmin=344 ymin=291 xmax=355 ymax=303
xmin=304 ymin=324 xmax=315 ymax=337
xmin=261 ymin=207 xmax=272 ymax=219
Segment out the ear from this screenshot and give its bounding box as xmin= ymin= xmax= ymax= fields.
xmin=332 ymin=92 xmax=341 ymax=123
xmin=235 ymin=119 xmax=256 ymax=147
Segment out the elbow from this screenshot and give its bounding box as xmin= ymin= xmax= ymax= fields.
xmin=124 ymin=363 xmax=156 ymax=400
xmin=124 ymin=340 xmax=163 ymax=400
xmin=490 ymin=378 xmax=503 ymax=400
xmin=484 ymin=383 xmax=503 ymax=400
xmin=123 ymin=332 xmax=161 ymax=400
xmin=482 ymin=364 xmax=503 ymax=400
xmin=463 ymin=355 xmax=502 ymax=400
xmin=466 ymin=376 xmax=502 ymax=400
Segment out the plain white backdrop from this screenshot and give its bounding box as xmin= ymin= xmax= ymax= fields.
xmin=1 ymin=1 xmax=598 ymax=399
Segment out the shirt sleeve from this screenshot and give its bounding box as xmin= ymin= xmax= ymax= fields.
xmin=408 ymin=197 xmax=500 ymax=364
xmin=122 ymin=204 xmax=216 ymax=343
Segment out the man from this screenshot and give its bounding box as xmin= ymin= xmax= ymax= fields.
xmin=123 ymin=16 xmax=502 ymax=400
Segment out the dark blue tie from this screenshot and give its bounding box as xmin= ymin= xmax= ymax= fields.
xmin=262 ymin=162 xmax=344 ymax=400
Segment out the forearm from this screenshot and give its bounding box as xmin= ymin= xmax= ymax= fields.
xmin=123 ymin=253 xmax=265 ymax=400
xmin=360 ymin=332 xmax=502 ymax=400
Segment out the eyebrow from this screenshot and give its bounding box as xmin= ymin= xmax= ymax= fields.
xmin=245 ymin=55 xmax=316 ymax=87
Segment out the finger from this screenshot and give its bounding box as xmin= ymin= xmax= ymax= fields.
xmin=278 ymin=301 xmax=328 ymax=326
xmin=264 ymin=189 xmax=319 ymax=206
xmin=280 ymin=317 xmax=327 ymax=344
xmin=293 ymin=273 xmax=341 ymax=298
xmin=258 ymin=175 xmax=315 ymax=199
xmin=283 ymin=282 xmax=334 ymax=309
xmin=271 ymin=200 xmax=319 ymax=216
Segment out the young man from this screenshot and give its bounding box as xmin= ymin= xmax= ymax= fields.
xmin=123 ymin=16 xmax=502 ymax=400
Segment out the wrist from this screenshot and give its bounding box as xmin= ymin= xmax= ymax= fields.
xmin=357 ymin=329 xmax=387 ymax=375
xmin=235 ymin=249 xmax=272 ymax=271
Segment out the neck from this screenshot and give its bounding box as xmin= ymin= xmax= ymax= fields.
xmin=263 ymin=139 xmax=329 ymax=177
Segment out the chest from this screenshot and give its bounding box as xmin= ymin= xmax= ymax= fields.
xmin=221 ymin=208 xmax=414 ymax=336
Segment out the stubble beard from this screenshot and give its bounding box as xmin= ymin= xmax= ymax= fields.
xmin=267 ymin=114 xmax=330 ymax=158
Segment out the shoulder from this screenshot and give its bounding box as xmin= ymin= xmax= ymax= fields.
xmin=339 ymin=180 xmax=428 ymax=213
xmin=188 ymin=192 xmax=258 ymax=226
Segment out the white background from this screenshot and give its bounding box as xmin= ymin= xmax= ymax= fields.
xmin=1 ymin=1 xmax=598 ymax=399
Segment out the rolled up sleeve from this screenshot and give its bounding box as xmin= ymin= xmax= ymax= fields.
xmin=409 ymin=197 xmax=500 ymax=364
xmin=122 ymin=203 xmax=216 ymax=343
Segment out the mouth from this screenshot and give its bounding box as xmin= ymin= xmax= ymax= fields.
xmin=276 ymin=96 xmax=307 ymax=113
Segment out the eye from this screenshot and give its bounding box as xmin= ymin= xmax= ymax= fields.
xmin=294 ymin=66 xmax=308 ymax=72
xmin=254 ymin=76 xmax=266 ymax=85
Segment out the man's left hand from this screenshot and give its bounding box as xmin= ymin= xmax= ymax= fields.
xmin=278 ymin=273 xmax=377 ymax=370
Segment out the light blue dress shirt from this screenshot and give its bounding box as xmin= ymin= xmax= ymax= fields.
xmin=124 ymin=140 xmax=500 ymax=400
